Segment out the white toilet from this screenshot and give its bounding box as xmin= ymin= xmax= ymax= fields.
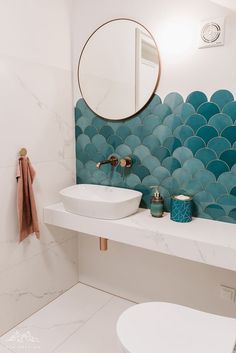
xmin=116 ymin=302 xmax=236 ymax=353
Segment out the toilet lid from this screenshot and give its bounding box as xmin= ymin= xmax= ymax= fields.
xmin=116 ymin=302 xmax=236 ymax=353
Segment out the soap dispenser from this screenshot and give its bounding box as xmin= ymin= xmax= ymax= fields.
xmin=150 ymin=186 xmax=164 ymax=218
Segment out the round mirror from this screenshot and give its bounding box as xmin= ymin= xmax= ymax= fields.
xmin=78 ymin=19 xmax=160 ymax=120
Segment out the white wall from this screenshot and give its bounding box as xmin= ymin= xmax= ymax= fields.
xmin=79 ymin=234 xmax=236 ymax=317
xmin=0 ymin=0 xmax=78 ymax=335
xmin=79 ymin=235 xmax=236 ymax=317
xmin=72 ymin=0 xmax=236 ymax=101
xmin=72 ymin=0 xmax=236 ymax=317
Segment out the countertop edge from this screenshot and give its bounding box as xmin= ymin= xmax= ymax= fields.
xmin=44 ymin=203 xmax=236 ymax=272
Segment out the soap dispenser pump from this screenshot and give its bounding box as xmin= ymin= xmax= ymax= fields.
xmin=150 ymin=186 xmax=164 ymax=218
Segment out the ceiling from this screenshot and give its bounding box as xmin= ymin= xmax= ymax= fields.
xmin=210 ymin=0 xmax=236 ymax=11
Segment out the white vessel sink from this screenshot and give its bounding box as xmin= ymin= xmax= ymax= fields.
xmin=59 ymin=184 xmax=142 ymax=220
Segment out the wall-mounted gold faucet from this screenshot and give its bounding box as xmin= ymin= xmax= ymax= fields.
xmin=96 ymin=155 xmax=132 ymax=169
xmin=96 ymin=155 xmax=118 ymax=169
xmin=96 ymin=155 xmax=132 ymax=251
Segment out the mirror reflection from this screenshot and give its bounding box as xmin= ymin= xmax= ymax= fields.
xmin=78 ymin=19 xmax=160 ymax=120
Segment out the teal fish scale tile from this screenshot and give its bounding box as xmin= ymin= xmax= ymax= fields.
xmin=75 ymin=90 xmax=236 ymax=224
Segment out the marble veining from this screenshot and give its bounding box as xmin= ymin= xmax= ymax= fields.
xmin=15 ymin=70 xmax=75 ymax=160
xmin=0 ymin=237 xmax=78 ymax=335
xmin=44 ymin=203 xmax=236 ymax=272
xmin=0 ymin=284 xmax=124 ymax=353
xmin=4 ymin=281 xmax=236 ymax=353
xmin=0 ymin=55 xmax=75 ymax=168
xmin=0 ymin=287 xmax=64 ymax=300
xmin=0 ymin=0 xmax=77 ymax=337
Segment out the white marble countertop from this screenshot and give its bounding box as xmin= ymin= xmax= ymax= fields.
xmin=44 ymin=203 xmax=236 ymax=272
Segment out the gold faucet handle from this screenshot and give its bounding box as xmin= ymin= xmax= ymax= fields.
xmin=109 ymin=155 xmax=118 ymax=167
xmin=119 ymin=156 xmax=132 ymax=168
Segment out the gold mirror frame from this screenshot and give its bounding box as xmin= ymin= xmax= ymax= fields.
xmin=78 ymin=18 xmax=161 ymax=120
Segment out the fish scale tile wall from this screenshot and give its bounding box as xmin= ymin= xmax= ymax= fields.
xmin=75 ymin=89 xmax=236 ymax=224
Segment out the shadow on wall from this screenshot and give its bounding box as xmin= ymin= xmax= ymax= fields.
xmin=75 ymin=90 xmax=236 ymax=224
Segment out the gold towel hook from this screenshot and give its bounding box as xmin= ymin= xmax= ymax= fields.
xmin=19 ymin=148 xmax=27 ymax=157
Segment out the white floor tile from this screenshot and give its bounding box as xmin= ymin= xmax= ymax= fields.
xmin=0 ymin=284 xmax=112 ymax=353
xmin=53 ymin=296 xmax=134 ymax=353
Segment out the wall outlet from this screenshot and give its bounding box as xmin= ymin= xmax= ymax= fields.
xmin=220 ymin=285 xmax=236 ymax=303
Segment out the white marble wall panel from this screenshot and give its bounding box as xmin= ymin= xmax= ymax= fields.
xmin=0 ymin=0 xmax=72 ymax=70
xmin=0 ymin=56 xmax=75 ymax=167
xmin=0 ymin=237 xmax=78 ymax=335
xmin=0 ymin=0 xmax=77 ymax=336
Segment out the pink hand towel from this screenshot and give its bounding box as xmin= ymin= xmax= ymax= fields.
xmin=16 ymin=156 xmax=40 ymax=242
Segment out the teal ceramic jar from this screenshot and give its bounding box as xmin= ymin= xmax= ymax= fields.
xmin=170 ymin=195 xmax=192 ymax=223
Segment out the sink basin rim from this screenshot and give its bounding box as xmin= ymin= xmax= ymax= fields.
xmin=59 ymin=184 xmax=142 ymax=220
xmin=59 ymin=184 xmax=142 ymax=204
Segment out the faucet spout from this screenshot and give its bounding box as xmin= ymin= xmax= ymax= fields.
xmin=96 ymin=155 xmax=118 ymax=169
